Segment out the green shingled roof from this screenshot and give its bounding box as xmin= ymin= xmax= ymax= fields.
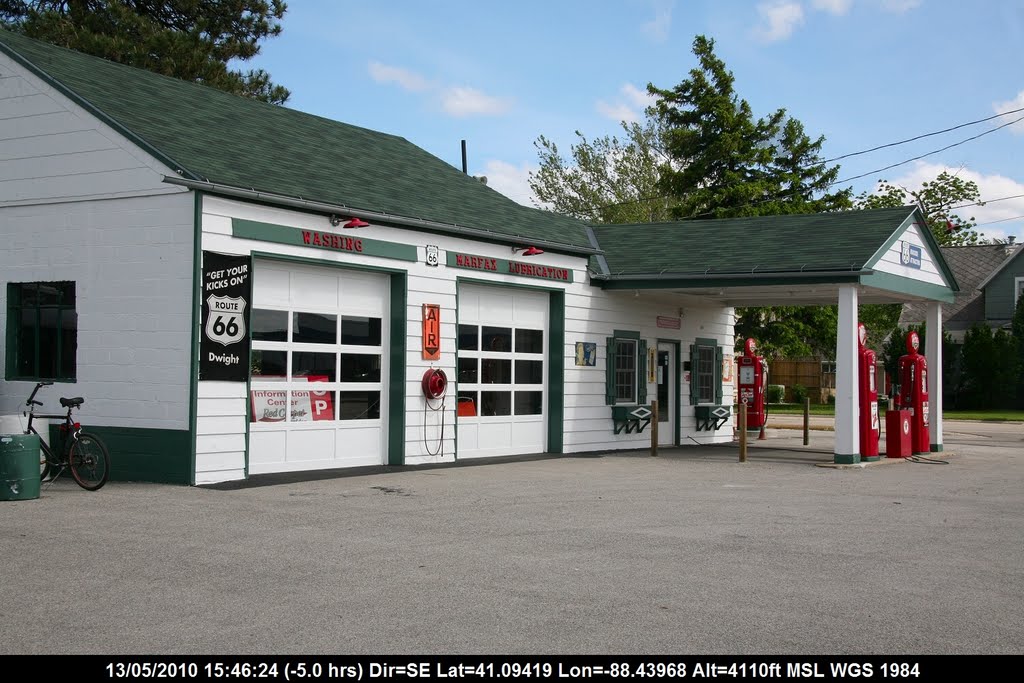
xmin=590 ymin=206 xmax=924 ymax=277
xmin=0 ymin=29 xmax=592 ymax=251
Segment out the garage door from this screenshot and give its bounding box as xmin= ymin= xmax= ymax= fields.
xmin=456 ymin=284 xmax=548 ymax=458
xmin=248 ymin=261 xmax=389 ymax=474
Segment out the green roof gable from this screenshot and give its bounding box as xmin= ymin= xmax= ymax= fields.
xmin=591 ymin=206 xmax=925 ymax=277
xmin=0 ymin=29 xmax=592 ymax=252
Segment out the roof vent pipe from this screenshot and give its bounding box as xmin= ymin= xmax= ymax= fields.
xmin=461 ymin=140 xmax=468 ymax=174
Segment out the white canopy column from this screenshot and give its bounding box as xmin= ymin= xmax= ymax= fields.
xmin=834 ymin=285 xmax=861 ymax=464
xmin=926 ymin=302 xmax=944 ymax=451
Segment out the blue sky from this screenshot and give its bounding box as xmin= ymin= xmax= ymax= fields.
xmin=246 ymin=0 xmax=1024 ymax=242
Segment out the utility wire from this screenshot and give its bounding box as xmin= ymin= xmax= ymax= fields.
xmin=822 ymin=106 xmax=1024 ymax=164
xmin=590 ymin=108 xmax=1024 ymax=217
xmin=951 ymin=193 xmax=1024 ymax=211
xmin=831 ymin=113 xmax=1024 ymax=187
xmin=974 ymin=214 xmax=1024 ymax=227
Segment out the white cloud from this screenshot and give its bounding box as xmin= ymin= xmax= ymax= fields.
xmin=754 ymin=1 xmax=805 ymax=42
xmin=621 ymin=82 xmax=656 ymax=109
xmin=812 ymin=0 xmax=853 ymax=14
xmin=440 ymin=87 xmax=513 ymax=117
xmin=596 ymin=83 xmax=656 ymax=123
xmin=888 ymin=162 xmax=1024 ymax=242
xmin=367 ymin=62 xmax=431 ymax=92
xmin=877 ymin=0 xmax=922 ymax=13
xmin=596 ymin=100 xmax=642 ymax=123
xmin=641 ymin=1 xmax=674 ymax=43
xmin=993 ymin=90 xmax=1024 ymax=135
xmin=478 ymin=160 xmax=538 ymax=207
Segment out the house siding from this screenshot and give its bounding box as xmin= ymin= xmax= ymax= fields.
xmin=0 ymin=53 xmax=193 ymax=431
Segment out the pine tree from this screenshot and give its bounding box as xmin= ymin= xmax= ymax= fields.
xmin=648 ymin=35 xmax=851 ymax=219
xmin=1 ymin=0 xmax=290 ymax=104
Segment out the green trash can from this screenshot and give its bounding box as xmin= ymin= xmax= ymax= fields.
xmin=0 ymin=433 xmax=41 ymax=501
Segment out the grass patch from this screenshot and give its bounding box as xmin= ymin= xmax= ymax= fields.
xmin=764 ymin=403 xmax=1024 ymax=422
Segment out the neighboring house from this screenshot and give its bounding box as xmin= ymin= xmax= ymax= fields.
xmin=900 ymin=241 xmax=1021 ymax=342
xmin=0 ymin=30 xmax=959 ymax=479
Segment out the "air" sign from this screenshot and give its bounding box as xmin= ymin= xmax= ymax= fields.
xmin=422 ymin=304 xmax=440 ymax=360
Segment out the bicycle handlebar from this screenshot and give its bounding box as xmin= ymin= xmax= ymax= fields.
xmin=26 ymin=381 xmax=53 ymax=406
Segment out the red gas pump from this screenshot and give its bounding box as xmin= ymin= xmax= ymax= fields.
xmin=737 ymin=338 xmax=767 ymax=431
xmin=857 ymin=323 xmax=880 ymax=459
xmin=897 ymin=330 xmax=929 ymax=455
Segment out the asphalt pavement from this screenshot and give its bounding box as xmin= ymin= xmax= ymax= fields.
xmin=0 ymin=420 xmax=1021 ymax=656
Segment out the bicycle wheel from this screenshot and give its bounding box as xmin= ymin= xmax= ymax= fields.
xmin=67 ymin=432 xmax=110 ymax=491
xmin=39 ymin=446 xmax=51 ymax=482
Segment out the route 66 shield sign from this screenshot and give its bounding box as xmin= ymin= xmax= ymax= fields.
xmin=206 ymin=295 xmax=247 ymax=346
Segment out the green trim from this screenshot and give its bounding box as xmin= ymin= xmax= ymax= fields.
xmin=862 ymin=456 xmax=882 ymax=462
xmin=691 ymin=338 xmax=721 ymax=406
xmin=833 ymin=453 xmax=861 ymax=465
xmin=930 ymin=443 xmax=944 ymax=452
xmin=598 ymin=274 xmax=860 ymax=290
xmin=232 ymin=218 xmax=418 ymax=262
xmin=189 ymin=192 xmax=202 ymax=485
xmin=388 ymin=274 xmax=407 ymax=466
xmin=863 ymin=209 xmax=960 ymax=292
xmin=250 ymin=251 xmax=405 ymax=276
xmin=548 ymin=291 xmax=565 ymax=454
xmin=447 ymin=251 xmax=574 ymax=283
xmin=613 ymin=329 xmax=641 ymax=340
xmin=49 ymin=424 xmax=191 ymax=484
xmin=859 ymin=272 xmax=956 ymax=303
xmin=5 ymin=284 xmax=16 ymax=380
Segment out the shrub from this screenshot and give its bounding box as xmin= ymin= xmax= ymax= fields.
xmin=792 ymin=384 xmax=809 ymax=404
xmin=767 ymin=384 xmax=785 ymax=403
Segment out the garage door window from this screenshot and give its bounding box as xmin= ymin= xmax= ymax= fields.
xmin=251 ymin=308 xmax=382 ymax=423
xmin=458 ymin=323 xmax=544 ymax=417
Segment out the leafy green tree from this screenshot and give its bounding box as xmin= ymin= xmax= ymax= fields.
xmin=528 ymin=117 xmax=673 ymax=224
xmin=1013 ymin=294 xmax=1024 ymax=407
xmin=855 ymin=171 xmax=985 ymax=246
xmin=1 ymin=0 xmax=290 ymax=104
xmin=648 ymin=35 xmax=852 ymax=219
xmin=960 ymin=325 xmax=1017 ymax=408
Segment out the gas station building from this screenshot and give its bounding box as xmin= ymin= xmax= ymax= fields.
xmin=0 ymin=30 xmax=957 ymax=484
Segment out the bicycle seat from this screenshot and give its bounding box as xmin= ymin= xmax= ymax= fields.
xmin=60 ymin=397 xmax=84 ymax=408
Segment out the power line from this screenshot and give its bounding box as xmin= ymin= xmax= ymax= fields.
xmin=951 ymin=193 xmax=1024 ymax=211
xmin=974 ymin=214 xmax=1024 ymax=228
xmin=822 ymin=106 xmax=1024 ymax=164
xmin=831 ymin=113 xmax=1024 ymax=187
xmin=588 ymin=108 xmax=1024 ymax=217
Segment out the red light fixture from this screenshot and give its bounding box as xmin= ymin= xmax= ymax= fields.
xmin=512 ymin=246 xmax=544 ymax=256
xmin=329 ymin=215 xmax=370 ymax=229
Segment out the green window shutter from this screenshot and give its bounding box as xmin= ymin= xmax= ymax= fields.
xmin=689 ymin=344 xmax=698 ymax=405
xmin=715 ymin=344 xmax=724 ymax=404
xmin=605 ymin=337 xmax=617 ymax=405
xmin=637 ymin=339 xmax=647 ymax=405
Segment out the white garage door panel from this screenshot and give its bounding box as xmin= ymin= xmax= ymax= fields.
xmin=249 ymin=260 xmax=388 ymax=474
xmin=457 ymin=284 xmax=548 ymax=459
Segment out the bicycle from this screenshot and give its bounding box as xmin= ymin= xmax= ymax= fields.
xmin=24 ymin=382 xmax=110 ymax=491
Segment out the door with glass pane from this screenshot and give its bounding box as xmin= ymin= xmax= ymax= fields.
xmin=456 ymin=284 xmax=548 ymax=458
xmin=248 ymin=261 xmax=388 ymax=474
xmin=656 ymin=343 xmax=677 ymax=446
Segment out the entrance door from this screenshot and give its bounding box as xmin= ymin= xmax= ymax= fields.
xmin=656 ymin=343 xmax=676 ymax=446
